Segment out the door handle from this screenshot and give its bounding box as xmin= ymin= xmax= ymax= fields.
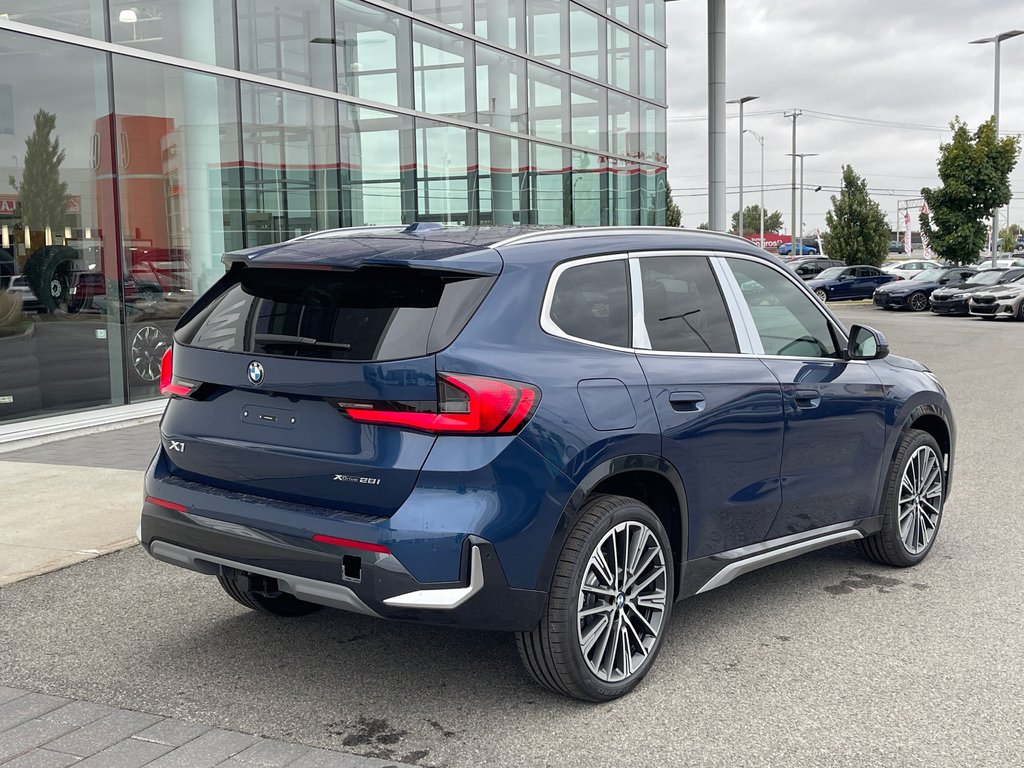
xmin=669 ymin=391 xmax=706 ymax=412
xmin=794 ymin=389 xmax=821 ymax=409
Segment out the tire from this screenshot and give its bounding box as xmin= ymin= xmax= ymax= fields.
xmin=857 ymin=429 xmax=944 ymax=567
xmin=515 ymin=494 xmax=674 ymax=702
xmin=908 ymin=292 xmax=929 ymax=312
xmin=22 ymin=246 xmax=77 ymax=315
xmin=128 ymin=324 xmax=170 ymax=384
xmin=217 ymin=571 xmax=325 ymax=617
xmin=815 ymin=288 xmax=828 ymax=302
xmin=1017 ymin=302 xmax=1024 ymax=321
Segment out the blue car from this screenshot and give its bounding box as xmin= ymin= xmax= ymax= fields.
xmin=807 ymin=264 xmax=895 ymax=302
xmin=142 ymin=225 xmax=955 ymax=701
xmin=777 ymin=241 xmax=818 ymax=256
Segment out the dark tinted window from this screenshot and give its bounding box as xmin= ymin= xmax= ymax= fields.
xmin=179 ymin=267 xmax=493 ymax=361
xmin=638 ymin=256 xmax=737 ymax=353
xmin=549 ymin=259 xmax=630 ymax=347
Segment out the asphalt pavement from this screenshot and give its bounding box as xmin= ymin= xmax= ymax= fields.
xmin=1 ymin=304 xmax=1022 ymax=767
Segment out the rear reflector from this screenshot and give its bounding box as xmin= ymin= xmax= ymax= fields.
xmin=159 ymin=348 xmax=196 ymax=397
xmin=312 ymin=534 xmax=390 ymax=554
xmin=146 ymin=495 xmax=188 ymax=513
xmin=343 ymin=373 xmax=539 ymax=435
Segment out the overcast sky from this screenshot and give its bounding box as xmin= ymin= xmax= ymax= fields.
xmin=664 ymin=0 xmax=1024 ymax=235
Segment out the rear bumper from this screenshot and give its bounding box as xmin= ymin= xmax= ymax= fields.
xmin=140 ymin=494 xmax=546 ymax=632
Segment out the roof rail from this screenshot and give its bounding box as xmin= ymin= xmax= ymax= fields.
xmin=492 ymin=225 xmax=752 ymax=249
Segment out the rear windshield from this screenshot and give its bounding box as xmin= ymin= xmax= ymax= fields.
xmin=178 ymin=266 xmax=494 ymax=361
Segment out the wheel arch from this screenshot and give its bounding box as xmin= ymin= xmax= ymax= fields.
xmin=893 ymin=402 xmax=954 ymax=496
xmin=535 ymin=455 xmax=688 ymax=601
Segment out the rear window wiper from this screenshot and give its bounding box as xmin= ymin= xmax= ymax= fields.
xmin=253 ymin=333 xmax=351 ymax=350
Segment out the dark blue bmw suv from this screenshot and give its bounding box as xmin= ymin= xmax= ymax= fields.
xmin=141 ymin=225 xmax=955 ymax=701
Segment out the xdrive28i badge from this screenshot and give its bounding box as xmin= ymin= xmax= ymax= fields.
xmin=247 ymin=361 xmax=265 ymax=386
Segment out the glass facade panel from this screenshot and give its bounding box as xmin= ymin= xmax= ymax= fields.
xmin=640 ymin=37 xmax=665 ymax=102
xmin=0 ymin=32 xmax=119 ymax=422
xmin=476 ymin=44 xmax=527 ymax=133
xmin=413 ymin=23 xmax=472 ymax=118
xmin=571 ymin=78 xmax=604 ymax=152
xmin=529 ymin=64 xmax=568 ymax=144
xmin=532 ymin=143 xmax=567 ymax=225
xmin=237 ymin=0 xmax=334 ymax=88
xmin=111 ymin=55 xmax=242 ymax=399
xmin=0 ymin=0 xmax=105 ymax=40
xmin=608 ymin=91 xmax=638 ymax=158
xmin=109 ymin=0 xmax=235 ymax=67
xmin=335 ymin=0 xmax=412 ymax=109
xmin=240 ymin=84 xmax=340 ymax=245
xmin=416 ymin=120 xmax=471 ymax=224
xmin=340 ymin=105 xmax=415 ymax=226
xmin=527 ymin=0 xmax=566 ymax=68
xmin=608 ymin=22 xmax=636 ymax=93
xmin=479 ymin=133 xmax=527 ymax=225
xmin=410 ymin=0 xmax=473 ymax=32
xmin=0 ymin=0 xmax=667 ymax=426
xmin=474 ymin=0 xmax=522 ymax=49
xmin=569 ymin=4 xmax=602 ymax=81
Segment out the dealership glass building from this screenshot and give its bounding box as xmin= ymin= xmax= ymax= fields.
xmin=0 ymin=0 xmax=667 ymax=425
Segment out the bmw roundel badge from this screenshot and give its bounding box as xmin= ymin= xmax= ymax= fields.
xmin=247 ymin=360 xmax=265 ymax=386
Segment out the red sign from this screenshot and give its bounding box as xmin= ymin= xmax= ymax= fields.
xmin=0 ymin=194 xmax=81 ymax=215
xmin=746 ymin=233 xmax=791 ymax=249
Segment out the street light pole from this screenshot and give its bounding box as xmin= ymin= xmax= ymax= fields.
xmin=788 ymin=152 xmax=818 ymax=253
xmin=728 ymin=95 xmax=758 ymax=237
xmin=970 ymin=30 xmax=1023 ymax=266
xmin=744 ymin=129 xmax=765 ymax=247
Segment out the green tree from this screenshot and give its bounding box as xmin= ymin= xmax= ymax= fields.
xmin=998 ymin=222 xmax=1022 ymax=252
xmin=697 ymin=222 xmax=710 ymax=230
xmin=664 ymin=182 xmax=681 ymax=227
xmin=822 ymin=165 xmax=890 ymax=266
xmin=920 ymin=117 xmax=1020 ymax=265
xmin=730 ymin=205 xmax=784 ymax=237
xmin=8 ymin=110 xmax=68 ymax=234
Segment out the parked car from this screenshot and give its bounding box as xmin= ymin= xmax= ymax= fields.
xmin=929 ymin=268 xmax=1024 ymax=316
xmin=888 ymin=240 xmax=906 ymax=254
xmin=141 ymin=224 xmax=954 ymax=702
xmin=789 ymin=257 xmax=845 ymax=280
xmin=807 ymin=264 xmax=895 ymax=302
xmin=968 ymin=271 xmax=1024 ymax=320
xmin=881 ymin=259 xmax=944 ymax=277
xmin=974 ymin=256 xmax=1024 ymax=270
xmin=872 ymin=267 xmax=977 ymax=312
xmin=777 ymin=241 xmax=819 ymax=256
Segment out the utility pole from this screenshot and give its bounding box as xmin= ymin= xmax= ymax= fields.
xmin=784 ymin=110 xmax=802 ymax=252
xmin=788 ymin=153 xmax=819 ymax=253
xmin=707 ymin=0 xmax=727 ymax=231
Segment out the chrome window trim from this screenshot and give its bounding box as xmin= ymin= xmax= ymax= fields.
xmin=540 ymin=253 xmax=635 ymax=353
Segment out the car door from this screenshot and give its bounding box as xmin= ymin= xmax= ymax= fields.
xmin=856 ymin=266 xmax=890 ymax=297
xmin=632 ymin=253 xmax=786 ymax=559
xmin=721 ymin=256 xmax=888 ymax=537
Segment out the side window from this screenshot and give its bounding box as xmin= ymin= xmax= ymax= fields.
xmin=726 ymin=258 xmax=841 ymax=359
xmin=638 ymin=256 xmax=738 ymax=354
xmin=548 ymin=259 xmax=630 ymax=347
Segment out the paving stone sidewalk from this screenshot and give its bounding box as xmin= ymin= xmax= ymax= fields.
xmin=0 ymin=687 xmax=415 ymax=768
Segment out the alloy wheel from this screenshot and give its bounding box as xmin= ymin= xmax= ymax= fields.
xmin=131 ymin=325 xmax=169 ymax=382
xmin=815 ymin=289 xmax=828 ymax=302
xmin=909 ymin=292 xmax=928 ymax=312
xmin=577 ymin=521 xmax=667 ymax=683
xmin=897 ymin=445 xmax=943 ymax=555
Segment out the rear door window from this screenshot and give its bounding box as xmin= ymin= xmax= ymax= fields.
xmin=638 ymin=255 xmax=738 ymax=353
xmin=178 ymin=266 xmax=494 ymax=361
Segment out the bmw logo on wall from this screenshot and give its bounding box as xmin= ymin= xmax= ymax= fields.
xmin=247 ymin=361 xmax=265 ymax=386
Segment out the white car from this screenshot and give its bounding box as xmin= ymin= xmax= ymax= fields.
xmin=881 ymin=259 xmax=944 ymax=277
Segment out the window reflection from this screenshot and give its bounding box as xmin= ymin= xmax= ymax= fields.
xmin=569 ymin=5 xmax=602 ymax=80
xmin=238 ymin=0 xmax=333 ymax=88
xmin=479 ymin=133 xmax=527 ymax=225
xmin=413 ymin=23 xmax=471 ymax=118
xmin=571 ymin=78 xmax=604 ymax=151
xmin=109 ymin=0 xmax=235 ymax=68
xmin=477 ymin=44 xmax=527 ymax=133
xmin=571 ymin=151 xmax=604 ymax=227
xmin=474 ymin=0 xmax=522 ymax=49
xmin=527 ymin=0 xmax=565 ymax=67
xmin=0 ymin=33 xmax=119 ymax=421
xmin=410 ymin=0 xmax=473 ymax=31
xmin=336 ymin=0 xmax=412 ymax=109
xmin=608 ymin=91 xmax=638 ymax=158
xmin=529 ymin=64 xmax=568 ymax=144
xmin=0 ymin=0 xmax=105 ymax=40
xmin=532 ymin=143 xmax=566 ymax=225
xmin=607 ymin=23 xmax=635 ymax=92
xmin=339 ymin=105 xmax=415 ymax=226
xmin=416 ymin=120 xmax=470 ymax=224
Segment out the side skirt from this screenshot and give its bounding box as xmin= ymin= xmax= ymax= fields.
xmin=678 ymin=517 xmax=883 ymax=599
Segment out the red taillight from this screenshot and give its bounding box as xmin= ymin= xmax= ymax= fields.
xmin=312 ymin=534 xmax=390 ymax=554
xmin=146 ymin=495 xmax=188 ymax=513
xmin=159 ymin=348 xmax=195 ymax=397
xmin=343 ymin=373 xmax=539 ymax=435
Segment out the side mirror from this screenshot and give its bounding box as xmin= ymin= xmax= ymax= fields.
xmin=836 ymin=274 xmax=847 ymax=281
xmin=938 ymin=277 xmax=949 ymax=284
xmin=847 ymin=324 xmax=889 ymax=361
